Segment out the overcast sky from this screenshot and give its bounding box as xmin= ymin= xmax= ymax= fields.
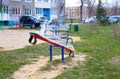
xmin=65 ymin=0 xmax=80 ymax=7
xmin=65 ymin=0 xmax=113 ymax=7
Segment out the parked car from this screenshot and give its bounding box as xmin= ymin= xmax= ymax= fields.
xmin=19 ymin=15 xmax=40 ymax=28
xmin=100 ymin=16 xmax=110 ymax=24
xmin=82 ymin=16 xmax=97 ymax=23
xmin=37 ymin=16 xmax=53 ymax=25
xmin=108 ymin=16 xmax=120 ymax=24
xmin=36 ymin=16 xmax=47 ymax=24
xmin=82 ymin=18 xmax=89 ymax=23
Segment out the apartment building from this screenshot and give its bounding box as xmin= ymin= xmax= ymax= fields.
xmin=0 ymin=0 xmax=66 ymax=23
xmin=8 ymin=0 xmax=35 ymax=21
xmin=9 ymin=0 xmax=35 ymax=16
xmin=65 ymin=6 xmax=88 ymax=20
xmin=0 ymin=0 xmax=51 ymax=21
xmin=35 ymin=0 xmax=51 ymax=19
xmin=65 ymin=7 xmax=80 ymax=20
xmin=0 ymin=0 xmax=9 ymax=21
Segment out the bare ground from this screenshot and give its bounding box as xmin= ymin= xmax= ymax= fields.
xmin=12 ymin=54 xmax=86 ymax=79
xmin=109 ymin=56 xmax=120 ymax=70
xmin=0 ymin=29 xmax=44 ymax=51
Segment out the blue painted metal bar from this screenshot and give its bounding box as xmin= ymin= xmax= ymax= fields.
xmin=61 ymin=46 xmax=64 ymax=61
xmin=49 ymin=45 xmax=64 ymax=61
xmin=50 ymin=45 xmax=52 ymax=61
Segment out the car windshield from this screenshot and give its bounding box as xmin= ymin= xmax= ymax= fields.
xmin=40 ymin=16 xmax=47 ymax=21
xmin=111 ymin=17 xmax=118 ymax=19
xmin=30 ymin=16 xmax=34 ymax=19
xmin=40 ymin=17 xmax=45 ymax=19
xmin=113 ymin=17 xmax=118 ymax=19
xmin=32 ymin=16 xmax=40 ymax=21
xmin=110 ymin=16 xmax=118 ymax=19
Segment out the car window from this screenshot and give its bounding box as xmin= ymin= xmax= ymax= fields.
xmin=30 ymin=17 xmax=34 ymax=20
xmin=21 ymin=16 xmax=27 ymax=20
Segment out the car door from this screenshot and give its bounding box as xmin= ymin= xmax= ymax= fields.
xmin=23 ymin=16 xmax=29 ymax=24
xmin=25 ymin=16 xmax=31 ymax=25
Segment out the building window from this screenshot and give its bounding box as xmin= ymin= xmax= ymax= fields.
xmin=25 ymin=0 xmax=32 ymax=2
xmin=13 ymin=8 xmax=21 ymax=14
xmin=25 ymin=8 xmax=31 ymax=15
xmin=12 ymin=0 xmax=21 ymax=1
xmin=36 ymin=8 xmax=43 ymax=14
xmin=51 ymin=0 xmax=56 ymax=4
xmin=3 ymin=6 xmax=9 ymax=13
xmin=44 ymin=0 xmax=48 ymax=2
xmin=37 ymin=0 xmax=42 ymax=1
xmin=60 ymin=0 xmax=63 ymax=3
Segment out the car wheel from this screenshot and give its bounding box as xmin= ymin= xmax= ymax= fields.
xmin=31 ymin=24 xmax=35 ymax=28
xmin=116 ymin=21 xmax=118 ymax=24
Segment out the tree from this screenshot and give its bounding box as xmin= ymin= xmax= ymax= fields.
xmin=96 ymin=0 xmax=107 ymax=24
xmin=0 ymin=0 xmax=2 ymax=12
xmin=87 ymin=0 xmax=96 ymax=17
xmin=101 ymin=0 xmax=120 ymax=15
xmin=79 ymin=0 xmax=96 ymax=22
xmin=111 ymin=0 xmax=120 ymax=15
xmin=80 ymin=0 xmax=83 ymax=22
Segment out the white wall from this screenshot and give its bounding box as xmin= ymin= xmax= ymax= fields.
xmin=35 ymin=0 xmax=51 ymax=8
xmin=0 ymin=13 xmax=9 ymax=21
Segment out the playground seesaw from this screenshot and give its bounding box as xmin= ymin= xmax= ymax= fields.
xmin=29 ymin=32 xmax=75 ymax=53
xmin=29 ymin=23 xmax=75 ymax=61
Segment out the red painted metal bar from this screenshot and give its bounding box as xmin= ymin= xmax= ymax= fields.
xmin=30 ymin=34 xmax=75 ymax=53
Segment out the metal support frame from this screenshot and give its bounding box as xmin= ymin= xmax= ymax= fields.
xmin=59 ymin=29 xmax=69 ymax=39
xmin=50 ymin=44 xmax=64 ymax=61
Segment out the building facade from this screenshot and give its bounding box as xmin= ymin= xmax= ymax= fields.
xmin=35 ymin=0 xmax=51 ymax=19
xmin=9 ymin=0 xmax=35 ymax=21
xmin=0 ymin=0 xmax=9 ymax=21
xmin=65 ymin=6 xmax=88 ymax=20
xmin=0 ymin=0 xmax=81 ymax=22
xmin=0 ymin=0 xmax=51 ymax=21
xmin=9 ymin=0 xmax=34 ymax=16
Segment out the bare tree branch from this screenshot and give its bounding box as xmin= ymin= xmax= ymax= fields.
xmin=87 ymin=0 xmax=96 ymax=17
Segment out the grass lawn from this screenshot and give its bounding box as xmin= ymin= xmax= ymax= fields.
xmin=0 ymin=24 xmax=120 ymax=79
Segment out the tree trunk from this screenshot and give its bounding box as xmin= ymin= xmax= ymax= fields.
xmin=0 ymin=0 xmax=2 ymax=12
xmin=80 ymin=0 xmax=83 ymax=22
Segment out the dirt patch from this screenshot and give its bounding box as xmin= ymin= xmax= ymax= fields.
xmin=71 ymin=36 xmax=81 ymax=42
xmin=12 ymin=54 xmax=86 ymax=79
xmin=0 ymin=29 xmax=44 ymax=51
xmin=109 ymin=56 xmax=120 ymax=69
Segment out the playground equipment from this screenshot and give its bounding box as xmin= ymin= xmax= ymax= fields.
xmin=29 ymin=22 xmax=75 ymax=61
xmin=0 ymin=7 xmax=4 ymax=30
xmin=0 ymin=8 xmax=19 ymax=29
